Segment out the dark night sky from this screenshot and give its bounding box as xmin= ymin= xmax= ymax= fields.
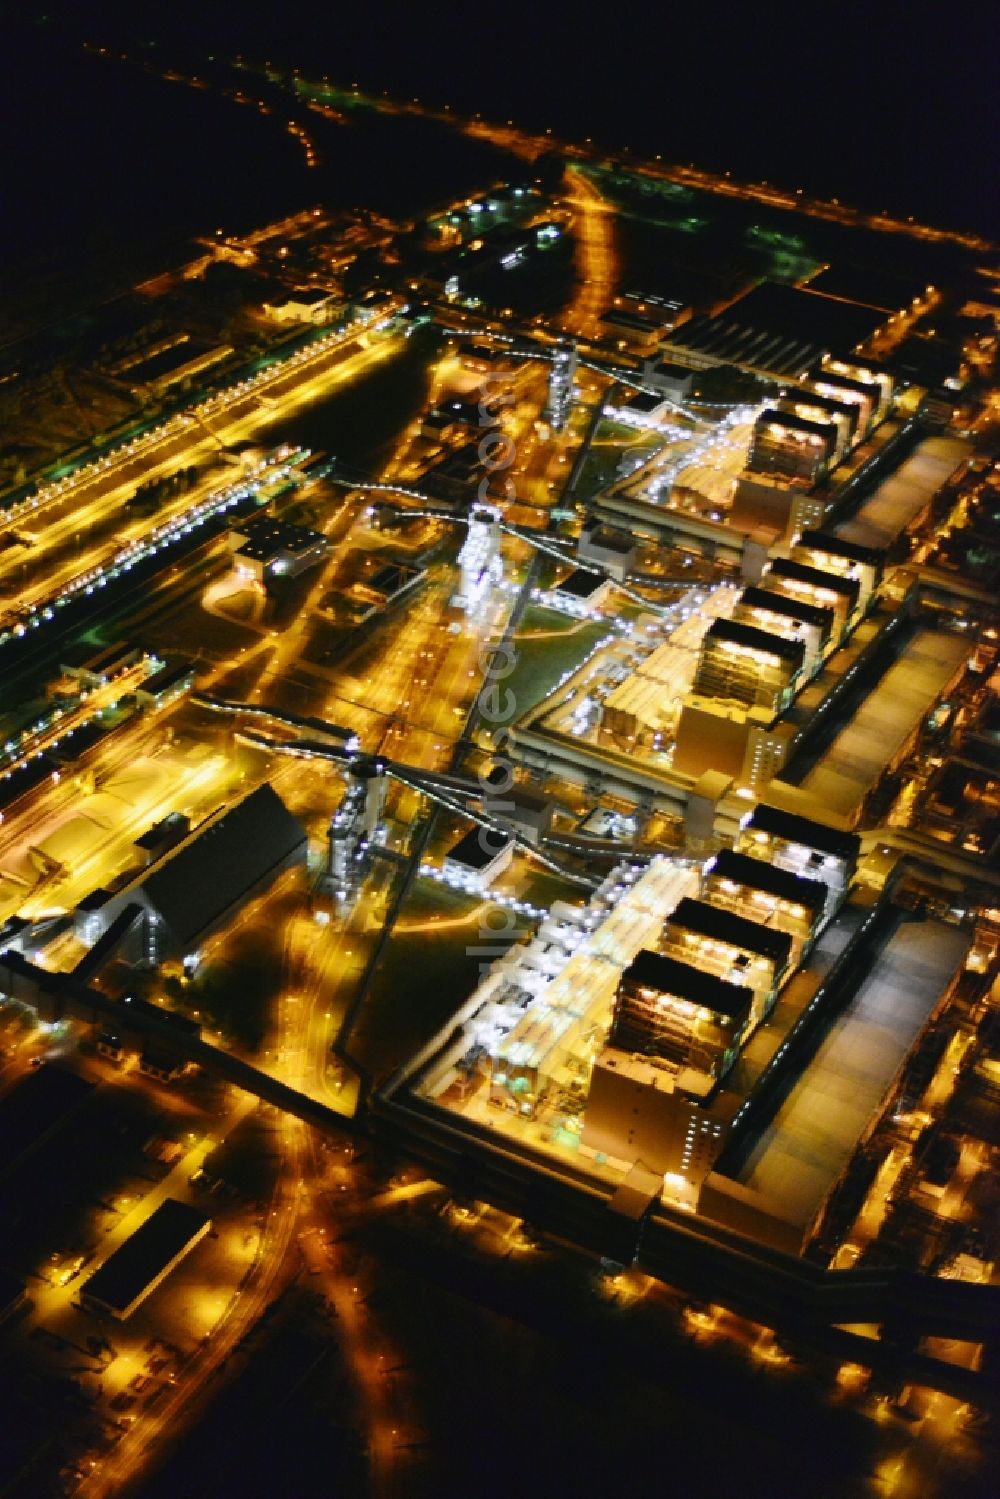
xmin=2 ymin=0 xmax=997 ymax=274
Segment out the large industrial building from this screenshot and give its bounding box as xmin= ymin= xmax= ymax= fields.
xmin=73 ymin=783 xmax=308 ymax=967
xmin=81 ymin=1199 xmax=211 ymax=1319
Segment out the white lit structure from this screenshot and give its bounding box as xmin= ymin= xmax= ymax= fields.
xmin=544 ymin=342 xmax=578 ymax=432
xmin=454 ymin=504 xmax=503 ymax=611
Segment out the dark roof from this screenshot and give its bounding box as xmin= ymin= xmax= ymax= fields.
xmin=706 ymin=617 xmax=806 ymax=667
xmin=667 ymin=897 xmax=794 ymax=968
xmin=806 ymin=264 xmax=926 ymax=315
xmin=768 ymin=557 xmax=861 ymax=605
xmin=740 ymin=585 xmax=835 ymax=638
xmin=600 ymin=308 xmax=662 ymax=332
xmin=139 ymin=783 xmax=307 ymax=950
xmin=580 ymin=524 xmax=635 ymax=554
xmin=797 ymin=530 xmax=885 ymax=568
xmin=234 ymin=516 xmax=327 ymax=561
xmin=446 ymin=827 xmax=513 ymax=870
xmin=82 ymin=1199 xmax=209 ymax=1315
xmin=808 ymin=366 xmax=883 ymax=404
xmin=555 ymin=568 xmax=607 ymax=599
xmin=708 ymin=849 xmax=827 ymax=913
xmin=622 ymin=390 xmax=664 ymax=412
xmin=755 ymin=408 xmax=836 ymax=444
xmin=621 ymin=949 xmax=755 ymax=1020
xmin=651 ymin=360 xmax=694 ymax=381
xmin=0 ymin=1066 xmax=95 ymax=1182
xmin=780 ymin=389 xmax=861 ymax=426
xmin=747 ymin=802 xmax=861 ymax=861
xmin=138 ymin=658 xmax=195 ymax=698
xmin=134 ymin=813 xmax=191 ymax=852
xmin=76 ymin=887 xmax=113 ymax=913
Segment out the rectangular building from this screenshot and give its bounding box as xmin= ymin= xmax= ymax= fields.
xmin=442 ymin=827 xmax=513 ymax=891
xmin=748 ymin=408 xmax=837 ymax=484
xmin=701 ymin=847 xmax=827 ymax=955
xmin=762 ymin=557 xmax=861 ymax=639
xmin=692 ymin=618 xmax=806 ymax=713
xmin=736 ymin=801 xmax=860 ymax=914
xmin=795 ymin=530 xmax=884 ymax=613
xmin=611 ymin=948 xmax=754 ymax=1082
xmin=81 ymin=1199 xmax=211 ymax=1319
xmin=733 ymin=586 xmax=834 ymax=677
xmin=662 ymin=896 xmax=794 ymax=1023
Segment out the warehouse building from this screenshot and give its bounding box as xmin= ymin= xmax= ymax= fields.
xmin=77 ymin=783 xmax=308 ymax=968
xmin=80 ymin=1199 xmax=211 ymax=1319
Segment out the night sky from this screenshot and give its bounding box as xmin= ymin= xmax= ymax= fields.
xmin=1 ymin=0 xmax=997 ymax=277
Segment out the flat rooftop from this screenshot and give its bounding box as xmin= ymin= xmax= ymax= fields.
xmin=0 ymin=1066 xmax=95 ymax=1181
xmin=82 ymin=1198 xmax=210 ymax=1315
xmin=734 ymin=918 xmax=968 ymax=1227
xmin=667 ymin=897 xmax=793 ymax=969
xmin=555 ymin=568 xmax=607 ymax=600
xmin=708 ymin=849 xmax=827 ymax=913
xmin=446 ymin=827 xmax=512 ymax=870
xmin=782 ymin=627 xmax=968 ymax=822
xmin=234 ymin=516 xmax=328 ymax=560
xmin=833 ymin=433 xmax=969 ymax=551
xmin=621 ymin=948 xmax=755 ymax=1019
xmin=745 ymin=803 xmax=860 ymax=861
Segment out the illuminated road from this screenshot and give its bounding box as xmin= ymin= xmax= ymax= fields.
xmin=561 ymin=165 xmax=619 ymax=339
xmin=0 ymin=329 xmax=404 ymax=631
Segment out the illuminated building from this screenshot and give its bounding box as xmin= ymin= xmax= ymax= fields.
xmin=599 ymin=307 xmax=667 ymax=356
xmin=577 ymin=521 xmax=637 ymax=581
xmin=776 ymin=389 xmax=861 ymax=462
xmin=691 ymin=618 xmax=805 ymax=714
xmin=730 ymin=470 xmax=829 ymax=546
xmin=262 ymin=285 xmax=340 ymax=323
xmin=733 ymin=586 xmax=834 ymax=676
xmin=454 ymin=504 xmax=503 ymax=611
xmin=640 ymin=359 xmax=696 ymax=400
xmin=735 ymin=801 xmax=860 ymax=918
xmin=748 ymin=408 xmax=837 ymax=484
xmin=609 ymin=948 xmax=754 ymax=1081
xmin=135 ymin=656 xmax=196 ymax=711
xmin=819 ymin=355 xmax=894 ymax=426
xmin=442 ymin=827 xmax=513 ymax=891
xmin=480 ymin=775 xmax=555 ymax=846
xmin=323 ymin=762 xmax=387 ymax=909
xmin=673 ymin=696 xmax=796 ymax=785
xmin=619 ymin=289 xmax=691 ymax=321
xmin=77 ymin=783 xmax=308 ymax=967
xmin=228 ymin=516 xmax=331 ymax=582
xmin=806 ymin=366 xmax=878 ymax=438
xmin=544 ymin=567 xmax=613 ymax=617
xmin=700 ymin=848 xmax=827 ymax=958
xmin=794 ymin=530 xmax=883 ymax=614
xmin=762 ymin=556 xmax=861 ymax=639
xmin=543 ymin=341 xmax=578 ymax=432
xmin=661 ymin=896 xmax=793 ymax=1026
xmin=582 ymin=1049 xmax=727 ymax=1196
